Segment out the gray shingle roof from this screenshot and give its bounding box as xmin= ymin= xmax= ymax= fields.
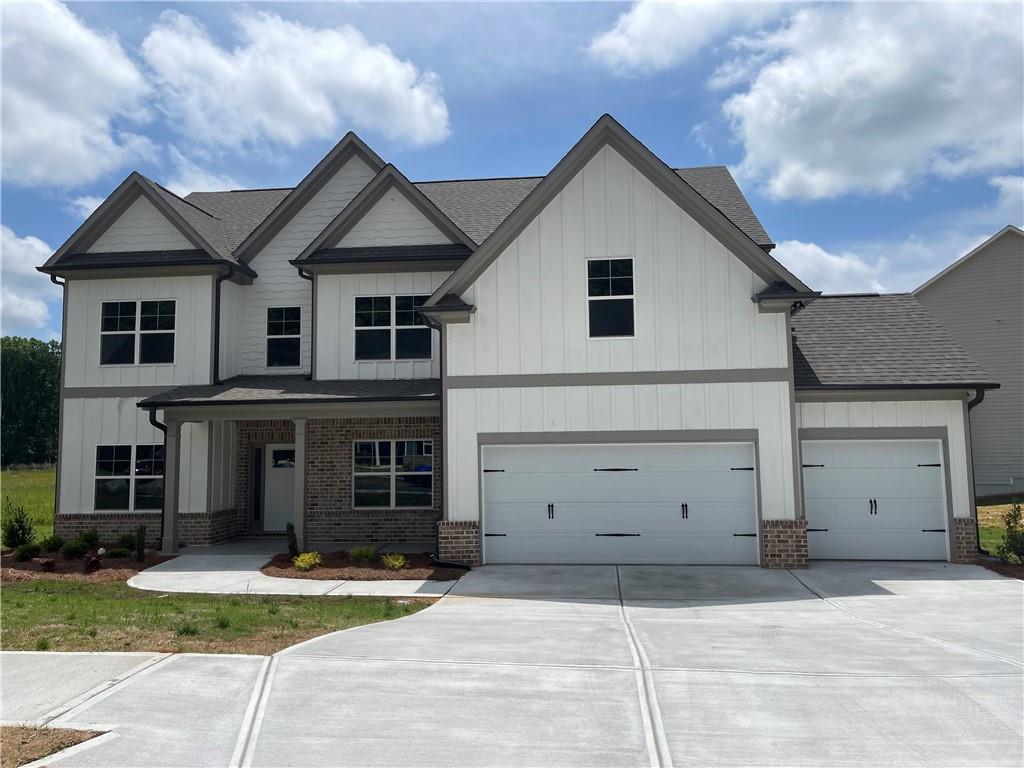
xmin=791 ymin=294 xmax=995 ymax=389
xmin=676 ymin=167 xmax=772 ymax=248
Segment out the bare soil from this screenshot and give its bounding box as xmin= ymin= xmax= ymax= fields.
xmin=977 ymin=556 xmax=1024 ymax=580
xmin=262 ymin=551 xmax=466 ymax=581
xmin=0 ymin=550 xmax=173 ymax=583
xmin=0 ymin=726 xmax=101 ymax=768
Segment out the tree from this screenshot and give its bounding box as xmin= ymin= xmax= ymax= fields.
xmin=1 ymin=336 xmax=61 ymax=466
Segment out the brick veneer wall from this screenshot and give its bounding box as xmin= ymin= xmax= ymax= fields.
xmin=437 ymin=521 xmax=481 ymax=565
xmin=55 ymin=512 xmax=162 ymax=548
xmin=234 ymin=420 xmax=296 ymax=536
xmin=952 ymin=517 xmax=979 ymax=564
xmin=180 ymin=508 xmax=239 ymax=546
xmin=760 ymin=519 xmax=808 ymax=568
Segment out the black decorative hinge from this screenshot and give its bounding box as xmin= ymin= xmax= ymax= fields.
xmin=802 ymin=464 xmax=825 ymax=468
xmin=593 ymin=467 xmax=639 ymax=472
xmin=484 ymin=533 xmax=506 ymax=537
xmin=733 ymin=533 xmax=757 ymax=537
xmin=917 ymin=463 xmax=941 ymax=468
xmin=730 ymin=467 xmax=755 ymax=471
xmin=922 ymin=528 xmax=947 ymax=533
xmin=595 ymin=533 xmax=641 ymax=537
xmin=482 ymin=469 xmax=505 ymax=473
xmin=807 ymin=528 xmax=829 ymax=532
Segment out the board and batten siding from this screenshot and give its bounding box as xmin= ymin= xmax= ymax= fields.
xmin=336 ymin=191 xmax=453 ymax=247
xmin=315 ymin=271 xmax=448 ymax=380
xmin=60 ymin=397 xmax=208 ymax=515
xmin=446 ymin=144 xmax=787 ymax=378
xmin=87 ymin=196 xmax=194 ymax=253
xmin=63 ymin=276 xmax=213 ymax=387
xmin=796 ymin=399 xmax=973 ymax=519
xmin=915 ymin=232 xmax=1024 ymax=494
xmin=236 ymin=155 xmax=376 ymax=375
xmin=208 ymin=421 xmax=236 ymax=512
xmin=218 ymin=280 xmax=243 ymax=380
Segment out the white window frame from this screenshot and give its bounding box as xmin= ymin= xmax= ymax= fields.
xmin=266 ymin=306 xmax=302 ymax=368
xmin=93 ymin=443 xmax=164 ymax=512
xmin=351 ymin=439 xmax=433 ymax=509
xmin=586 ymin=257 xmax=636 ymax=340
xmin=98 ymin=299 xmax=177 ymax=367
xmin=353 ymin=294 xmax=432 ymax=362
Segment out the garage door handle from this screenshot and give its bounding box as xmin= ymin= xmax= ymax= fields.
xmin=593 ymin=467 xmax=638 ymax=472
xmin=922 ymin=528 xmax=946 ymax=533
xmin=681 ymin=502 xmax=688 ymax=519
xmin=547 ymin=503 xmax=554 ymax=520
xmin=869 ymin=498 xmax=877 ymax=514
xmin=733 ymin=533 xmax=758 ymax=537
xmin=595 ymin=533 xmax=641 ymax=537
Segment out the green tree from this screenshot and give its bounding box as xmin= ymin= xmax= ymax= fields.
xmin=1 ymin=336 xmax=61 ymax=465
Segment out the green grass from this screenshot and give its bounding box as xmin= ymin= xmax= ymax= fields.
xmin=1 ymin=468 xmax=56 ymax=544
xmin=0 ymin=579 xmax=429 ymax=654
xmin=980 ymin=525 xmax=1005 ymax=555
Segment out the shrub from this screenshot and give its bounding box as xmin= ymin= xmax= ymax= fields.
xmin=135 ymin=525 xmax=147 ymax=562
xmin=214 ymin=615 xmax=231 ymax=629
xmin=39 ymin=534 xmax=65 ymax=553
xmin=348 ymin=545 xmax=376 ymax=563
xmin=36 ymin=638 xmax=49 ymax=651
xmin=15 ymin=543 xmax=41 ymax=562
xmin=79 ymin=529 xmax=99 ymax=548
xmin=116 ymin=533 xmax=137 ymax=550
xmin=380 ymin=552 xmax=407 ymax=571
xmin=286 ymin=522 xmax=299 ymax=559
xmin=1 ymin=498 xmax=35 ymax=549
xmin=60 ymin=539 xmax=88 ymax=560
xmin=176 ymin=621 xmax=199 ymax=637
xmin=996 ymin=500 xmax=1024 ymax=564
xmin=293 ymin=551 xmax=323 ymax=572
xmin=83 ymin=554 xmax=102 ymax=573
xmin=37 ymin=557 xmax=56 ymax=572
xmin=105 ymin=547 xmax=130 ymax=559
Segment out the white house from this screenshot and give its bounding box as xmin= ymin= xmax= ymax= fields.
xmin=39 ymin=116 xmax=995 ymax=566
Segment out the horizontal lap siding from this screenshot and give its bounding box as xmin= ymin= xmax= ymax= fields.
xmin=336 ymin=191 xmax=452 ymax=247
xmin=87 ymin=196 xmax=193 ymax=252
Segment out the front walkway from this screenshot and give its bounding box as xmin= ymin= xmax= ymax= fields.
xmin=128 ymin=539 xmax=457 ymax=597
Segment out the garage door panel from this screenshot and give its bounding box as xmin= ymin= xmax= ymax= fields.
xmin=485 ymin=532 xmax=758 ymax=565
xmin=486 ymin=471 xmax=754 ymax=505
xmin=807 ymin=529 xmax=947 ymax=560
xmin=804 ymin=467 xmax=943 ymax=499
xmin=482 ymin=443 xmax=753 ymax=474
xmin=485 ymin=500 xmax=755 ymax=535
xmin=802 ymin=440 xmax=940 ymax=470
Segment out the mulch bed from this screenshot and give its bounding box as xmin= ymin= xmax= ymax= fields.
xmin=262 ymin=551 xmax=466 ymax=581
xmin=0 ymin=550 xmax=174 ymax=583
xmin=976 ymin=557 xmax=1024 ymax=580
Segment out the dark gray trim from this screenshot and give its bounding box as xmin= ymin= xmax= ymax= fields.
xmin=796 ymin=389 xmax=971 ymax=403
xmin=53 ymin=276 xmax=68 ymax=518
xmin=785 ymin=313 xmax=805 ymax=520
xmin=797 ymin=383 xmax=999 ymax=392
xmin=302 ymin=244 xmax=471 ymax=264
xmin=157 ymin=400 xmax=439 ymax=423
xmin=478 ymin=429 xmax=758 ymax=445
xmin=296 ymin=268 xmax=316 ymax=379
xmin=63 ymin=386 xmax=176 ymax=399
xmin=962 ymin=399 xmax=978 ymax=520
xmin=297 ymin=260 xmax=467 ymax=276
xmin=38 ymin=264 xmax=251 ymax=281
xmin=142 ymin=393 xmax=440 ymax=409
xmin=447 ymin=368 xmax=790 ymax=389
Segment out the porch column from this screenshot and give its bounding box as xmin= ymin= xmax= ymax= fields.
xmin=292 ymin=418 xmax=307 ymax=550
xmin=160 ymin=418 xmax=183 ymax=554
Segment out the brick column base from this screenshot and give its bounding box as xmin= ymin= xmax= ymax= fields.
xmin=760 ymin=519 xmax=808 ymax=569
xmin=952 ymin=518 xmax=979 ymax=564
xmin=437 ymin=521 xmax=480 ymax=566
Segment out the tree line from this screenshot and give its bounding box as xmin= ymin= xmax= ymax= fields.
xmin=1 ymin=336 xmax=61 ymax=466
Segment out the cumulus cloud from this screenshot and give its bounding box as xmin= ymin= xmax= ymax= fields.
xmin=773 ymin=240 xmax=887 ymax=294
xmin=65 ymin=196 xmax=105 ymax=221
xmin=1 ymin=226 xmax=60 ymax=335
xmin=163 ymin=148 xmax=240 ymax=196
xmin=1 ymin=0 xmax=153 ymax=188
xmin=140 ymin=10 xmax=450 ymax=150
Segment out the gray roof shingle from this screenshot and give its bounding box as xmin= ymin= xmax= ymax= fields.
xmin=791 ymin=294 xmax=995 ymax=389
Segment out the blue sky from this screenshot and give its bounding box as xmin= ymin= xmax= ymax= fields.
xmin=2 ymin=1 xmax=1022 ymax=340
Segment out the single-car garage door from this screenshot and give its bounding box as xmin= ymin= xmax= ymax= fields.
xmin=481 ymin=442 xmax=758 ymax=564
xmin=802 ymin=440 xmax=949 ymax=560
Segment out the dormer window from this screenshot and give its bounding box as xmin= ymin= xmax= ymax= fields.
xmin=267 ymin=307 xmax=301 ymax=367
xmin=587 ymin=258 xmax=634 ymax=338
xmin=354 ymin=295 xmax=431 ymax=361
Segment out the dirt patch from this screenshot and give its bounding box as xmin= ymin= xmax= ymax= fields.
xmin=0 ymin=550 xmax=173 ymax=583
xmin=977 ymin=557 xmax=1024 ymax=580
xmin=0 ymin=726 xmax=101 ymax=768
xmin=262 ymin=551 xmax=466 ymax=581
xmin=977 ymin=504 xmax=1013 ymax=527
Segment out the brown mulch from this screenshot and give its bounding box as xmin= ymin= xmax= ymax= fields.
xmin=0 ymin=726 xmax=102 ymax=768
xmin=0 ymin=550 xmax=174 ymax=583
xmin=977 ymin=557 xmax=1024 ymax=580
xmin=262 ymin=551 xmax=466 ymax=581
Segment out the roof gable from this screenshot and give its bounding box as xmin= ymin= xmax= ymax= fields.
xmin=914 ymin=225 xmax=1023 ymax=294
xmin=86 ymin=194 xmax=193 ymax=252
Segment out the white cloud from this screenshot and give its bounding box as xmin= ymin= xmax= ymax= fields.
xmin=65 ymin=196 xmax=105 ymax=221
xmin=163 ymin=148 xmax=240 ymax=196
xmin=589 ymin=1 xmax=784 ymax=75
xmin=987 ymin=176 xmax=1024 ymax=226
xmin=773 ymin=240 xmax=887 ymax=294
xmin=1 ymin=0 xmax=153 ymax=188
xmin=0 ymin=226 xmax=60 ymax=335
xmin=140 ymin=10 xmax=450 ymax=151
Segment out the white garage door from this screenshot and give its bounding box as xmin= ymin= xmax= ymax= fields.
xmin=481 ymin=442 xmax=759 ymax=564
xmin=802 ymin=440 xmax=949 ymax=560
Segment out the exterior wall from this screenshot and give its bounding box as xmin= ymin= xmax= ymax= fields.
xmin=218 ymin=280 xmax=243 ymax=380
xmin=237 ymin=155 xmax=376 ymax=376
xmin=315 ymin=271 xmax=448 ymax=380
xmin=233 ymin=421 xmax=296 ymax=537
xmin=336 ymin=190 xmax=453 ymax=247
xmin=915 ymin=232 xmax=1024 ymax=495
xmin=63 ymin=276 xmax=214 ymax=387
xmin=208 ymin=421 xmax=236 ymax=513
xmin=796 ymin=399 xmax=973 ymax=519
xmin=760 ymin=519 xmax=808 ymax=569
xmin=87 ymin=196 xmax=193 ymax=252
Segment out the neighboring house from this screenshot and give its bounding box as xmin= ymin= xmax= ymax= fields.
xmin=38 ymin=115 xmax=996 ymax=567
xmin=914 ymin=225 xmax=1024 ymax=498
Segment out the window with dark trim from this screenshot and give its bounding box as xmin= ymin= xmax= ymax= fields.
xmin=352 ymin=439 xmax=433 ymax=508
xmin=266 ymin=307 xmax=301 ymax=367
xmin=587 ymin=258 xmax=634 ymax=338
xmin=100 ymin=300 xmax=175 ymax=365
xmin=354 ymin=295 xmax=431 ymax=361
xmin=94 ymin=444 xmax=164 ymax=510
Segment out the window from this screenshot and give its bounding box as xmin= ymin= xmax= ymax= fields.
xmin=354 ymin=295 xmax=431 ymax=361
xmin=587 ymin=258 xmax=634 ymax=338
xmin=267 ymin=307 xmax=301 ymax=367
xmin=94 ymin=444 xmax=164 ymax=510
xmin=100 ymin=300 xmax=176 ymax=365
xmin=352 ymin=439 xmax=433 ymax=508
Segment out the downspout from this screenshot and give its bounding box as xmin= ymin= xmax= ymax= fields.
xmin=967 ymin=387 xmax=986 ymax=554
xmin=50 ymin=275 xmax=66 ymax=516
xmin=147 ymin=406 xmax=168 ymax=548
xmin=297 ymin=268 xmax=314 ymax=380
xmin=212 ymin=265 xmax=234 ymax=385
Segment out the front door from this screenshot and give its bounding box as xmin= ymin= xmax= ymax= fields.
xmin=263 ymin=443 xmax=295 ymax=532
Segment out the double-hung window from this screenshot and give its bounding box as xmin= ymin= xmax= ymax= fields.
xmin=100 ymin=300 xmax=176 ymax=365
xmin=352 ymin=439 xmax=433 ymax=508
xmin=267 ymin=307 xmax=301 ymax=367
xmin=354 ymin=295 xmax=431 ymax=361
xmin=587 ymin=258 xmax=634 ymax=338
xmin=94 ymin=444 xmax=164 ymax=510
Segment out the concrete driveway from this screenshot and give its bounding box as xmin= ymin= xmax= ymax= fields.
xmin=3 ymin=562 xmax=1021 ymax=767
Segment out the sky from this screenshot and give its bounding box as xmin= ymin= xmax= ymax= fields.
xmin=2 ymin=0 xmax=1022 ymax=341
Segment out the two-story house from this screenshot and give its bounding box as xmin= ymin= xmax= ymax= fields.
xmin=39 ymin=115 xmax=996 ymax=567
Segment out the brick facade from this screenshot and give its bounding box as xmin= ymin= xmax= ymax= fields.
xmin=55 ymin=512 xmax=162 ymax=548
xmin=437 ymin=521 xmax=481 ymax=565
xmin=234 ymin=420 xmax=296 ymax=537
xmin=951 ymin=517 xmax=979 ymax=564
xmin=760 ymin=519 xmax=808 ymax=569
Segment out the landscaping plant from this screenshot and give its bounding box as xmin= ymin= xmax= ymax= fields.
xmin=82 ymin=554 xmax=102 ymax=573
xmin=39 ymin=534 xmax=64 ymax=553
xmin=286 ymin=522 xmax=299 ymax=558
xmin=1 ymin=497 xmax=36 ymax=548
xmin=380 ymin=553 xmax=407 ymax=571
xmin=293 ymin=552 xmax=323 ymax=572
xmin=348 ymin=545 xmax=376 ymax=563
xmin=116 ymin=533 xmax=136 ymax=550
xmin=60 ymin=539 xmax=88 ymax=560
xmin=105 ymin=547 xmax=130 ymax=559
xmin=79 ymin=529 xmax=99 ymax=548
xmin=996 ymin=500 xmax=1024 ymax=564
xmin=15 ymin=543 xmax=41 ymax=562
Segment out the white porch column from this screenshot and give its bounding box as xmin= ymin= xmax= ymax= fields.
xmin=160 ymin=419 xmax=183 ymax=554
xmin=292 ymin=418 xmax=307 ymax=550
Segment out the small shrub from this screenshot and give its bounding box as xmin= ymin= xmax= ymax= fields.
xmin=214 ymin=615 xmax=231 ymax=629
xmin=105 ymin=547 xmax=130 ymax=559
xmin=176 ymin=621 xmax=200 ymax=637
xmin=1 ymin=498 xmax=35 ymax=549
xmin=116 ymin=533 xmax=137 ymax=550
xmin=36 ymin=557 xmax=56 ymax=572
xmin=36 ymin=638 xmax=49 ymax=651
xmin=86 ymin=627 xmax=98 ymax=638
xmin=286 ymin=522 xmax=299 ymax=558
xmin=380 ymin=552 xmax=407 ymax=571
xmin=15 ymin=543 xmax=42 ymax=562
xmin=293 ymin=551 xmax=323 ymax=572
xmin=348 ymin=545 xmax=376 ymax=563
xmin=60 ymin=539 xmax=88 ymax=560
xmin=136 ymin=525 xmax=147 ymax=562
xmin=996 ymin=500 xmax=1024 ymax=564
xmin=39 ymin=534 xmax=65 ymax=553
xmin=83 ymin=554 xmax=102 ymax=573
xmin=79 ymin=529 xmax=99 ymax=548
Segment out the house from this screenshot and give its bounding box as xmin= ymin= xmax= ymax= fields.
xmin=38 ymin=115 xmax=996 ymax=567
xmin=914 ymin=225 xmax=1024 ymax=498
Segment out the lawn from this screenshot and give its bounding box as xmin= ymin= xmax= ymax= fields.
xmin=1 ymin=467 xmax=56 ymax=544
xmin=977 ymin=501 xmax=1015 ymax=556
xmin=0 ymin=579 xmax=430 ymax=655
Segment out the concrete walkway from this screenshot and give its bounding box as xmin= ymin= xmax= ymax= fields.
xmin=127 ymin=539 xmax=458 ymax=597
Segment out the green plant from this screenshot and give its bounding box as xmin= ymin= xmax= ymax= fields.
xmin=60 ymin=539 xmax=88 ymax=560
xmin=348 ymin=545 xmax=376 ymax=563
xmin=380 ymin=552 xmax=407 ymax=571
xmin=35 ymin=638 xmax=49 ymax=651
xmin=105 ymin=547 xmax=130 ymax=559
xmin=79 ymin=529 xmax=99 ymax=548
xmin=286 ymin=522 xmax=299 ymax=558
xmin=214 ymin=615 xmax=231 ymax=629
xmin=86 ymin=627 xmax=98 ymax=638
xmin=1 ymin=497 xmax=36 ymax=548
xmin=116 ymin=533 xmax=137 ymax=550
xmin=135 ymin=525 xmax=146 ymax=562
xmin=176 ymin=621 xmax=200 ymax=637
xmin=996 ymin=500 xmax=1024 ymax=564
xmin=293 ymin=551 xmax=323 ymax=572
xmin=39 ymin=534 xmax=65 ymax=553
xmin=15 ymin=543 xmax=41 ymax=562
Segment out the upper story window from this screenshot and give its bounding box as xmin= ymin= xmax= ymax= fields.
xmin=587 ymin=258 xmax=634 ymax=338
xmin=267 ymin=307 xmax=301 ymax=367
xmin=354 ymin=295 xmax=431 ymax=361
xmin=100 ymin=300 xmax=175 ymax=365
xmin=94 ymin=443 xmax=164 ymax=510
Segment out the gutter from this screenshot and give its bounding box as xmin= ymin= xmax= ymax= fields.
xmin=146 ymin=407 xmax=168 ymax=548
xmin=967 ymin=387 xmax=986 ymax=555
xmin=212 ymin=265 xmax=234 ymax=385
